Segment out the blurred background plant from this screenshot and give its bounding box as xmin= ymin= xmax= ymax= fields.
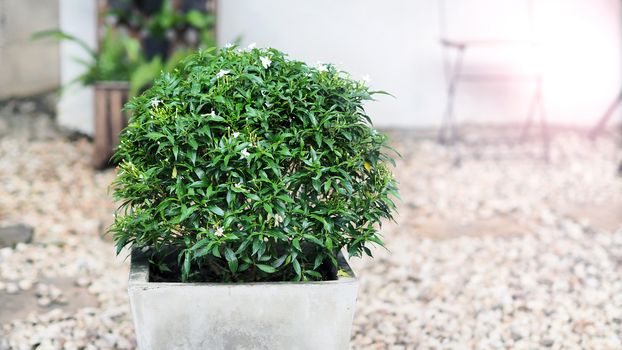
xmin=31 ymin=0 xmax=218 ymax=168
xmin=34 ymin=0 xmax=216 ymax=96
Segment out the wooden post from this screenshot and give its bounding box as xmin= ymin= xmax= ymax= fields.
xmin=93 ymin=81 xmax=130 ymax=169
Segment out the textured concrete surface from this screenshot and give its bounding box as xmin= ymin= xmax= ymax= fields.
xmin=129 ymin=252 xmax=359 ymax=350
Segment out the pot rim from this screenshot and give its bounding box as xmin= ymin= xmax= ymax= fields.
xmin=128 ymin=248 xmax=358 ymax=288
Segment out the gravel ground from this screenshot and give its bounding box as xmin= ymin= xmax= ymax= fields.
xmin=350 ymin=130 xmax=622 ymax=349
xmin=0 ymin=105 xmax=620 ymax=349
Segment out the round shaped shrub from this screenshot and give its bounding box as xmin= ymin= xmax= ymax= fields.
xmin=111 ymin=46 xmax=398 ymax=282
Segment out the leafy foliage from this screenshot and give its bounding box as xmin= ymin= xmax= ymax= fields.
xmin=33 ymin=28 xmax=196 ymax=96
xmin=33 ymin=0 xmax=216 ymax=96
xmin=111 ymin=46 xmax=399 ymax=282
xmin=33 ymin=28 xmax=142 ymax=86
xmin=107 ymin=0 xmax=216 ymax=44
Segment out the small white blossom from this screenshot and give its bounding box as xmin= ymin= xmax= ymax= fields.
xmin=240 ymin=148 xmax=250 ymax=159
xmin=316 ymin=63 xmax=328 ymax=72
xmin=265 ymin=102 xmax=272 ymax=108
xmin=234 ymin=182 xmax=243 ymax=189
xmin=232 ymin=131 xmax=240 ymax=138
xmin=224 ymin=42 xmax=234 ymax=48
xmin=260 ymin=56 xmax=272 ymax=69
xmin=362 ymin=74 xmax=371 ymax=83
xmin=214 ymin=226 xmax=224 ymax=237
xmin=247 ymin=42 xmax=256 ymax=50
xmin=202 ymin=110 xmax=218 ymax=118
xmin=273 ymin=213 xmax=283 ymax=226
xmin=216 ymin=69 xmax=230 ymax=78
xmin=150 ymin=98 xmax=162 ymax=107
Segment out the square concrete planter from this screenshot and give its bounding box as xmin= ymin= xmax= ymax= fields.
xmin=128 ymin=250 xmax=359 ymax=350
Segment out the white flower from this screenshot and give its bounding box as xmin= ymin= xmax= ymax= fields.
xmin=247 ymin=42 xmax=256 ymax=50
xmin=240 ymin=148 xmax=250 ymax=159
xmin=224 ymin=42 xmax=234 ymax=48
xmin=273 ymin=213 xmax=283 ymax=226
xmin=265 ymin=102 xmax=272 ymax=108
xmin=260 ymin=56 xmax=272 ymax=69
xmin=203 ymin=110 xmax=217 ymax=118
xmin=150 ymin=98 xmax=162 ymax=107
xmin=234 ymin=182 xmax=243 ymax=189
xmin=316 ymin=62 xmax=328 ymax=72
xmin=216 ymin=69 xmax=230 ymax=78
xmin=232 ymin=131 xmax=240 ymax=138
xmin=362 ymin=74 xmax=371 ymax=83
xmin=214 ymin=226 xmax=224 ymax=237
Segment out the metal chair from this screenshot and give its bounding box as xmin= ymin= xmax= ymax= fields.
xmin=437 ymin=0 xmax=550 ymax=161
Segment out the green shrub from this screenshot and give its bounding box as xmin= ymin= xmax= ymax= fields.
xmin=111 ymin=46 xmax=398 ymax=282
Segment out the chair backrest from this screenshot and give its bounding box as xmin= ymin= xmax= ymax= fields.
xmin=438 ymin=0 xmax=535 ymax=42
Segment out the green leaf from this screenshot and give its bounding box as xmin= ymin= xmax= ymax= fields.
xmin=312 ymin=178 xmax=321 ymax=192
xmin=179 ymin=204 xmax=195 ymax=222
xmin=190 ymin=238 xmax=212 ymax=252
xmin=212 ymin=246 xmax=221 ymax=258
xmin=224 ymin=247 xmax=238 ymax=273
xmin=188 ymin=138 xmax=199 ymax=150
xmin=325 ymin=237 xmax=333 ymax=251
xmin=182 ymin=251 xmax=191 ymax=282
xmin=272 ymin=254 xmax=287 ymax=268
xmin=115 ymin=236 xmax=128 ymax=255
xmin=305 ymin=270 xmax=322 ymax=279
xmin=303 ymin=234 xmax=323 ymax=247
xmin=323 ymin=180 xmax=331 ymax=193
xmin=256 ymin=264 xmax=276 ymax=273
xmin=208 ymin=206 xmax=225 ymax=216
xmin=292 ymin=259 xmax=301 ymax=276
xmin=146 ymin=132 xmax=166 ymax=140
xmin=292 ymin=238 xmax=301 ymax=251
xmin=245 ymin=193 xmax=260 ymax=201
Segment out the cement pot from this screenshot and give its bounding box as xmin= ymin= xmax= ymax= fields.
xmin=128 ymin=250 xmax=359 ymax=350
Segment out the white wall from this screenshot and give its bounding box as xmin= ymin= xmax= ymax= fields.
xmin=0 ymin=0 xmax=60 ymax=99
xmin=218 ymin=0 xmax=621 ymax=128
xmin=57 ymin=0 xmax=96 ymax=135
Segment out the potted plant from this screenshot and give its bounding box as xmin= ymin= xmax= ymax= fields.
xmin=33 ymin=27 xmax=143 ymax=168
xmin=33 ymin=0 xmax=216 ymax=168
xmin=110 ymin=46 xmax=399 ymax=349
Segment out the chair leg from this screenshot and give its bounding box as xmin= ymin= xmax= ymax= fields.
xmin=520 ymin=89 xmax=538 ymax=142
xmin=537 ymin=93 xmax=550 ymax=162
xmin=589 ymin=89 xmax=622 ymax=141
xmin=438 ymin=47 xmax=465 ymax=146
